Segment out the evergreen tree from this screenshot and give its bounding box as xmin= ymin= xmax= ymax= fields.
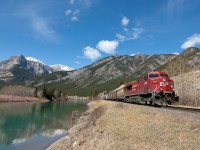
xmin=33 ymin=87 xmax=38 ymax=97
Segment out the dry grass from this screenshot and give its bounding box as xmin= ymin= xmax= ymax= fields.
xmin=75 ymin=100 xmax=200 ymax=150
xmin=48 ymin=100 xmax=200 ymax=150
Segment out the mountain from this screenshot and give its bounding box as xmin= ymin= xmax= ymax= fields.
xmin=26 ymin=57 xmax=45 ymax=64
xmin=26 ymin=53 xmax=177 ymax=96
xmin=1 ymin=47 xmax=199 ymax=96
xmin=0 ymin=55 xmax=73 ymax=85
xmin=28 ymin=48 xmax=200 ymax=96
xmin=159 ymin=47 xmax=200 ymax=76
xmin=51 ymin=64 xmax=74 ymax=72
xmin=26 ymin=57 xmax=74 ymax=72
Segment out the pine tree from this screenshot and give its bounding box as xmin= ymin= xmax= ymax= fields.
xmin=34 ymin=87 xmax=38 ymax=97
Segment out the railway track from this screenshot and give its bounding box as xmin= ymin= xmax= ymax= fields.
xmin=106 ymin=99 xmax=200 ymax=113
xmin=161 ymin=105 xmax=200 ymax=113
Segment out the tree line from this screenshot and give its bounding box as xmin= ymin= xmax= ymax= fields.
xmin=0 ymin=85 xmax=66 ymax=101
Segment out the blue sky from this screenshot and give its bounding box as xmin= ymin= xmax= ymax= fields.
xmin=1 ymin=0 xmax=200 ymax=69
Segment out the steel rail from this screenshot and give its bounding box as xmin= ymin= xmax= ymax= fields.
xmin=162 ymin=105 xmax=200 ymax=112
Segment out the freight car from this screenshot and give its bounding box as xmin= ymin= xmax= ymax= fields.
xmin=106 ymin=71 xmax=179 ymax=106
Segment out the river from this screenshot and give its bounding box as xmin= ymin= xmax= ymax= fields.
xmin=0 ymin=100 xmax=88 ymax=150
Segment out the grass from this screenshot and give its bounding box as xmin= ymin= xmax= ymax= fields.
xmin=82 ymin=100 xmax=200 ymax=150
xmin=48 ymin=100 xmax=200 ymax=150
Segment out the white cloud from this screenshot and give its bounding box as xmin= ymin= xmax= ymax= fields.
xmin=116 ymin=28 xmax=144 ymax=41
xmin=181 ymin=34 xmax=200 ymax=49
xmin=83 ymin=46 xmax=101 ymax=61
xmin=65 ymin=9 xmax=80 ymax=21
xmin=130 ymin=53 xmax=136 ymax=56
xmin=29 ymin=11 xmax=55 ymax=40
xmin=70 ymin=0 xmax=75 ymax=4
xmin=65 ymin=9 xmax=72 ymax=16
xmin=122 ymin=16 xmax=129 ymax=27
xmin=123 ymin=28 xmax=128 ymax=32
xmin=132 ymin=28 xmax=144 ymax=39
xmin=96 ymin=40 xmax=119 ymax=54
xmin=72 ymin=16 xmax=78 ymax=21
xmin=116 ymin=34 xmax=126 ymax=40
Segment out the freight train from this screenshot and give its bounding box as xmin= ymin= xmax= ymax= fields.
xmin=103 ymin=71 xmax=179 ymax=106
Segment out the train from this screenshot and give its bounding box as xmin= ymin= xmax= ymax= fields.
xmin=102 ymin=71 xmax=179 ymax=106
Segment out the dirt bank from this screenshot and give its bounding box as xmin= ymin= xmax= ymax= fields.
xmin=0 ymin=94 xmax=48 ymax=102
xmin=47 ymin=100 xmax=200 ymax=150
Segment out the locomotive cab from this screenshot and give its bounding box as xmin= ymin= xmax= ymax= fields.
xmin=148 ymin=72 xmax=173 ymax=93
xmin=147 ymin=71 xmax=177 ymax=104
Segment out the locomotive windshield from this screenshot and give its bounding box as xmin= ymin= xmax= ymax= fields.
xmin=149 ymin=73 xmax=169 ymax=78
xmin=149 ymin=74 xmax=159 ymax=78
xmin=160 ymin=74 xmax=169 ymax=78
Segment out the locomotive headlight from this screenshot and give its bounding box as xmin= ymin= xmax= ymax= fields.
xmin=152 ymin=81 xmax=158 ymax=84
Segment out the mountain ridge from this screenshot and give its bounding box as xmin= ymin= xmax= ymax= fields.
xmin=0 ymin=55 xmax=73 ymax=84
xmin=1 ymin=47 xmax=200 ymax=96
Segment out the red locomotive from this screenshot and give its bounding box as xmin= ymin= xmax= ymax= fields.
xmin=106 ymin=71 xmax=178 ymax=106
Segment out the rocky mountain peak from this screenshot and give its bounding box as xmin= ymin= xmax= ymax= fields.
xmin=0 ymin=55 xmax=27 ymax=71
xmin=182 ymin=47 xmax=200 ymax=57
xmin=0 ymin=55 xmax=75 ymax=83
xmin=26 ymin=57 xmax=45 ymax=64
xmin=51 ymin=64 xmax=74 ymax=72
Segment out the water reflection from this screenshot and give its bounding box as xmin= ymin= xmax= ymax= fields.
xmin=0 ymin=101 xmax=88 ymax=147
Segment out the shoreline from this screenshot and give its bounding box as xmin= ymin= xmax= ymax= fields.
xmin=0 ymin=94 xmax=49 ymax=102
xmin=47 ymin=100 xmax=200 ymax=150
xmin=47 ymin=100 xmax=105 ymax=150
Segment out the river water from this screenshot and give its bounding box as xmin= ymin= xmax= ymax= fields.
xmin=0 ymin=101 xmax=88 ymax=150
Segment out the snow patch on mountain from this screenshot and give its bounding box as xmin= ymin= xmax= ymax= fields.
xmin=26 ymin=57 xmax=44 ymax=64
xmin=51 ymin=64 xmax=74 ymax=71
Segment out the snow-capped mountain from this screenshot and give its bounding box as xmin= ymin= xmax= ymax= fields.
xmin=26 ymin=57 xmax=73 ymax=71
xmin=0 ymin=55 xmax=74 ymax=82
xmin=51 ymin=64 xmax=74 ymax=72
xmin=26 ymin=57 xmax=45 ymax=64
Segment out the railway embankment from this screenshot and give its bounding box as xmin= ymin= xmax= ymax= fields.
xmin=47 ymin=100 xmax=200 ymax=150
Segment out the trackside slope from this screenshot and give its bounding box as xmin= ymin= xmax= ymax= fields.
xmin=47 ymin=100 xmax=200 ymax=150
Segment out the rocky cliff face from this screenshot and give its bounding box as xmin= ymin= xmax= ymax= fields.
xmin=0 ymin=55 xmax=71 ymax=83
xmin=0 ymin=55 xmax=27 ymax=71
xmin=26 ymin=59 xmax=53 ymax=75
xmin=0 ymin=55 xmax=28 ymax=82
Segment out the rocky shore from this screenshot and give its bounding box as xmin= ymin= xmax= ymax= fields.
xmin=47 ymin=100 xmax=200 ymax=150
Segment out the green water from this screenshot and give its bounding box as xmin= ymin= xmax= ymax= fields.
xmin=0 ymin=101 xmax=88 ymax=150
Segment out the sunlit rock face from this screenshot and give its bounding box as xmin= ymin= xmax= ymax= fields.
xmin=0 ymin=55 xmax=73 ymax=82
